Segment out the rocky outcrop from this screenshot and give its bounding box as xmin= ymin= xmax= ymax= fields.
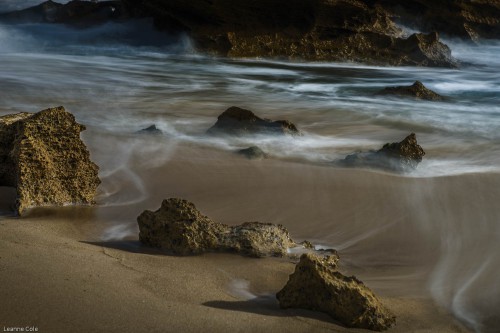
xmin=236 ymin=146 xmax=268 ymax=159
xmin=0 ymin=106 xmax=100 ymax=215
xmin=119 ymin=0 xmax=458 ymax=67
xmin=378 ymin=81 xmax=444 ymax=100
xmin=340 ymin=133 xmax=425 ymax=172
xmin=277 ymin=253 xmax=396 ymax=331
xmin=207 ymin=107 xmax=300 ymax=137
xmin=137 ymin=198 xmax=295 ymax=257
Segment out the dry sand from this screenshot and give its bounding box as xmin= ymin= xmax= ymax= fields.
xmin=2 ymin=142 xmax=494 ymax=333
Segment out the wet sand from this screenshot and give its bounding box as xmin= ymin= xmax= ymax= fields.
xmin=2 ymin=142 xmax=499 ymax=332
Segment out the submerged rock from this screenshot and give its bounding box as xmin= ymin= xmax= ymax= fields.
xmin=340 ymin=133 xmax=425 ymax=172
xmin=378 ymin=81 xmax=444 ymax=101
xmin=137 ymin=124 xmax=162 ymax=134
xmin=277 ymin=253 xmax=396 ymax=331
xmin=0 ymin=106 xmax=100 ymax=215
xmin=236 ymin=146 xmax=268 ymax=159
xmin=137 ymin=198 xmax=295 ymax=257
xmin=207 ymin=106 xmax=300 ymax=136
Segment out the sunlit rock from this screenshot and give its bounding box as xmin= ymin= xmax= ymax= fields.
xmin=0 ymin=106 xmax=101 ymax=215
xmin=207 ymin=106 xmax=300 ymax=136
xmin=340 ymin=133 xmax=425 ymax=172
xmin=277 ymin=253 xmax=396 ymax=331
xmin=137 ymin=198 xmax=295 ymax=257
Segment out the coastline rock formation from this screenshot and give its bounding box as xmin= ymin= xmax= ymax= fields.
xmin=137 ymin=198 xmax=295 ymax=257
xmin=207 ymin=106 xmax=300 ymax=136
xmin=378 ymin=81 xmax=444 ymax=101
xmin=277 ymin=253 xmax=396 ymax=331
xmin=340 ymin=133 xmax=425 ymax=172
xmin=0 ymin=106 xmax=100 ymax=215
xmin=120 ymin=0 xmax=458 ymax=67
xmin=236 ymin=146 xmax=268 ymax=159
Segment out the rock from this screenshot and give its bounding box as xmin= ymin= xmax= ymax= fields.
xmin=137 ymin=124 xmax=162 ymax=134
xmin=236 ymin=146 xmax=268 ymax=159
xmin=0 ymin=106 xmax=101 ymax=215
xmin=207 ymin=106 xmax=300 ymax=136
xmin=120 ymin=0 xmax=459 ymax=67
xmin=276 ymin=253 xmax=396 ymax=331
xmin=137 ymin=198 xmax=295 ymax=257
xmin=378 ymin=81 xmax=444 ymax=101
xmin=340 ymin=133 xmax=425 ymax=172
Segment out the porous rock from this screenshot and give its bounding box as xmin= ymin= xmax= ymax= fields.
xmin=137 ymin=198 xmax=295 ymax=257
xmin=277 ymin=253 xmax=396 ymax=331
xmin=236 ymin=146 xmax=268 ymax=159
xmin=0 ymin=106 xmax=100 ymax=215
xmin=341 ymin=133 xmax=425 ymax=172
xmin=378 ymin=81 xmax=444 ymax=101
xmin=207 ymin=106 xmax=300 ymax=136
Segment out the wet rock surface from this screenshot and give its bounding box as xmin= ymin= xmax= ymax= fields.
xmin=378 ymin=81 xmax=444 ymax=101
xmin=0 ymin=106 xmax=100 ymax=215
xmin=119 ymin=0 xmax=459 ymax=67
xmin=137 ymin=124 xmax=162 ymax=134
xmin=277 ymin=253 xmax=396 ymax=331
xmin=236 ymin=146 xmax=268 ymax=159
xmin=340 ymin=133 xmax=425 ymax=172
xmin=207 ymin=106 xmax=300 ymax=137
xmin=137 ymin=198 xmax=295 ymax=257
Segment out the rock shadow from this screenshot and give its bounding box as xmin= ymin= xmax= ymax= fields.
xmin=203 ymin=295 xmax=339 ymax=325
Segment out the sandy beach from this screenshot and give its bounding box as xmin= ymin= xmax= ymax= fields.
xmin=3 ymin=143 xmax=497 ymax=332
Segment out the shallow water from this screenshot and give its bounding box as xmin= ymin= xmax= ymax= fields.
xmin=0 ymin=18 xmax=499 ymax=332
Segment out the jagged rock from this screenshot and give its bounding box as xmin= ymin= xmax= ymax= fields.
xmin=137 ymin=198 xmax=295 ymax=257
xmin=378 ymin=81 xmax=444 ymax=101
xmin=207 ymin=107 xmax=300 ymax=136
xmin=119 ymin=0 xmax=459 ymax=67
xmin=340 ymin=133 xmax=425 ymax=172
xmin=0 ymin=106 xmax=100 ymax=215
xmin=277 ymin=253 xmax=396 ymax=331
xmin=137 ymin=124 xmax=162 ymax=134
xmin=236 ymin=146 xmax=268 ymax=159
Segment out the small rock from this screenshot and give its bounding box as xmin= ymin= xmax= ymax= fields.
xmin=378 ymin=81 xmax=444 ymax=101
xmin=277 ymin=253 xmax=396 ymax=331
xmin=340 ymin=133 xmax=425 ymax=172
xmin=137 ymin=124 xmax=162 ymax=134
xmin=137 ymin=198 xmax=295 ymax=257
xmin=207 ymin=106 xmax=300 ymax=136
xmin=236 ymin=146 xmax=268 ymax=159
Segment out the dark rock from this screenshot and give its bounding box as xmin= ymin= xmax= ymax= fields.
xmin=277 ymin=253 xmax=396 ymax=331
xmin=340 ymin=133 xmax=425 ymax=172
xmin=137 ymin=198 xmax=295 ymax=257
xmin=0 ymin=106 xmax=101 ymax=215
xmin=119 ymin=0 xmax=459 ymax=67
xmin=236 ymin=146 xmax=268 ymax=159
xmin=137 ymin=124 xmax=162 ymax=134
xmin=207 ymin=106 xmax=300 ymax=137
xmin=378 ymin=81 xmax=444 ymax=101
